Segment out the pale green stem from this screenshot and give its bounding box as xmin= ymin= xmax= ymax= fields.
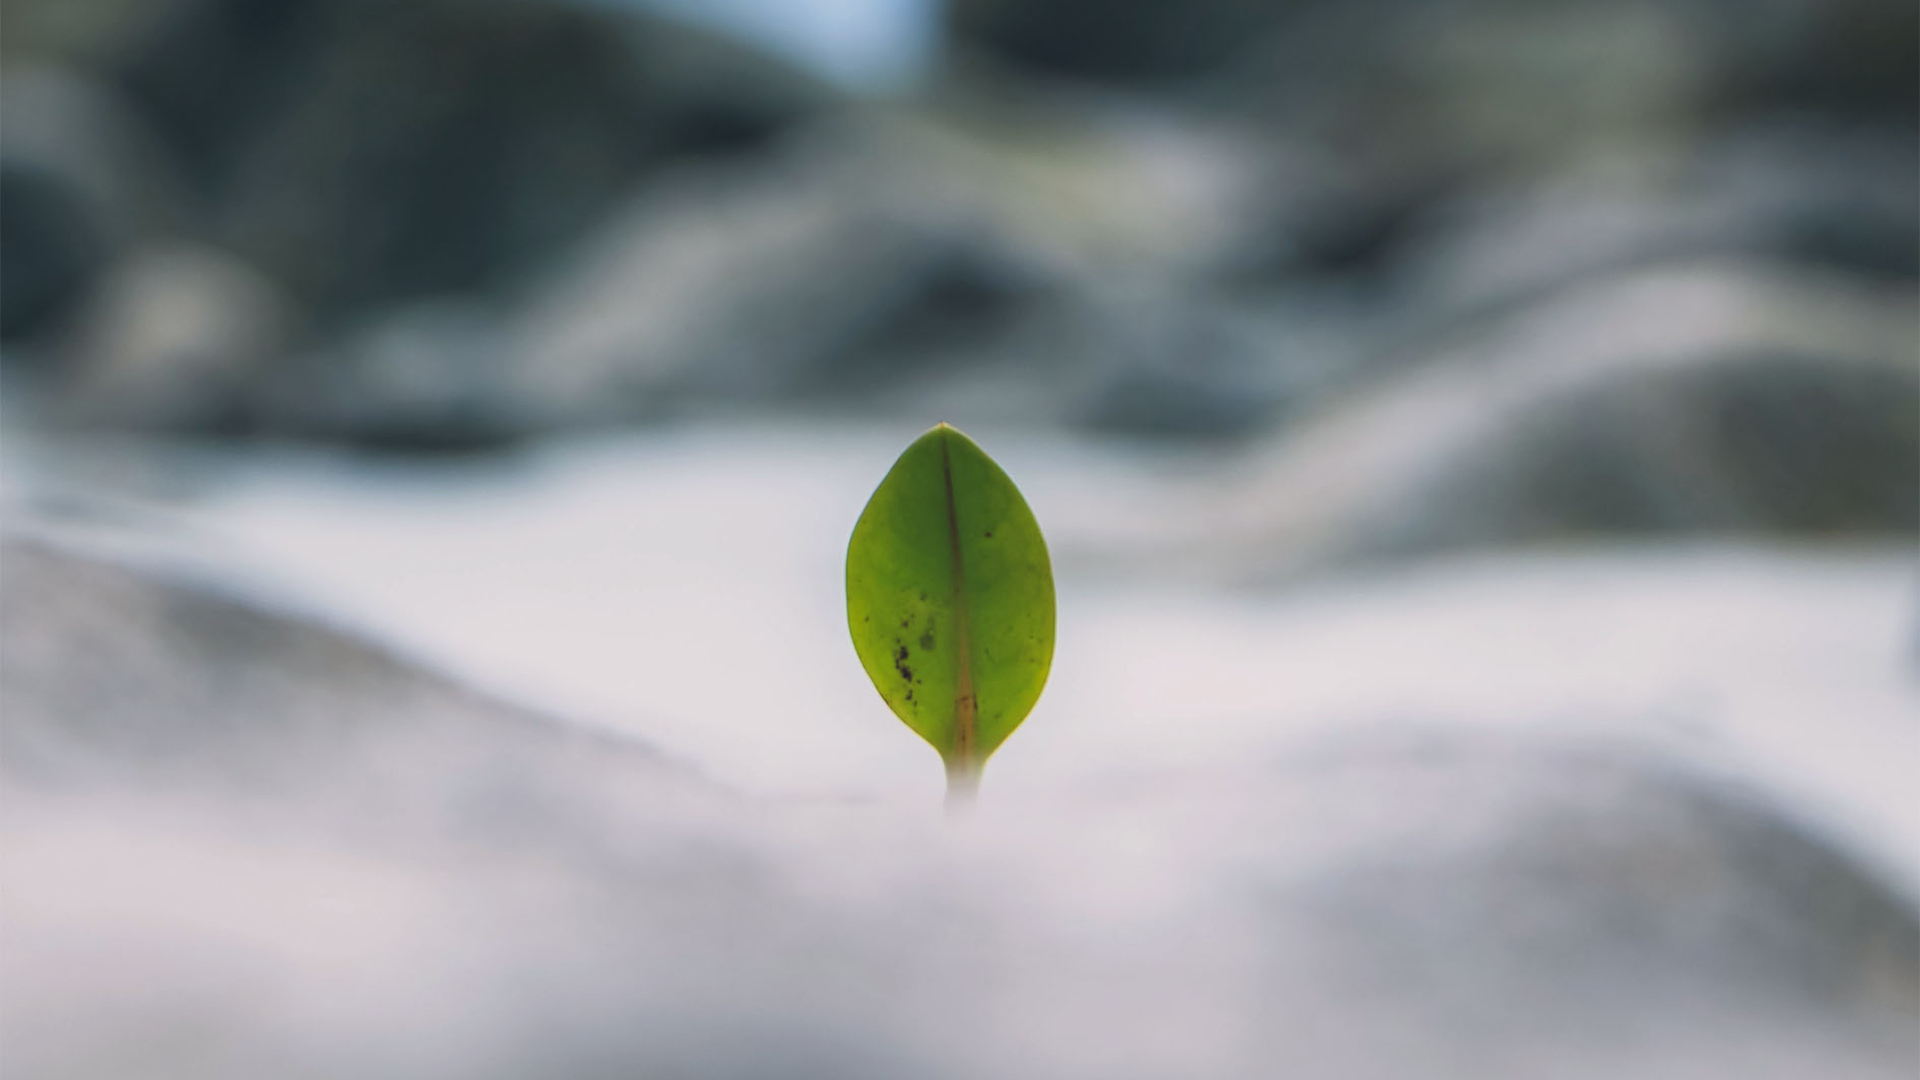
xmin=945 ymin=759 xmax=980 ymax=813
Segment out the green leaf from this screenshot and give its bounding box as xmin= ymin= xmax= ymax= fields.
xmin=846 ymin=423 xmax=1055 ymax=801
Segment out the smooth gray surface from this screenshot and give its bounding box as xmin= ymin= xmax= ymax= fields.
xmin=4 ymin=533 xmax=1914 ymax=1080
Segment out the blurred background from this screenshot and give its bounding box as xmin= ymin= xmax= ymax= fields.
xmin=1 ymin=0 xmax=1916 ymax=1077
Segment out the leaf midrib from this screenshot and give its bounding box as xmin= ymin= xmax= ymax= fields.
xmin=938 ymin=430 xmax=978 ymax=773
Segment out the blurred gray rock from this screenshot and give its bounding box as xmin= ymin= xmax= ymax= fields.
xmin=1396 ymin=125 xmax=1920 ymax=326
xmin=949 ymin=0 xmax=1288 ymax=85
xmin=1242 ymin=732 xmax=1919 ymax=1079
xmin=498 ymin=109 xmax=1301 ymax=435
xmin=93 ymin=0 xmax=835 ymax=323
xmin=0 ymin=67 xmax=189 ymax=342
xmin=253 ymin=297 xmax=524 ymax=451
xmin=9 ymin=0 xmax=1912 ymax=459
xmin=1 ymin=0 xmax=841 ymax=439
xmin=1208 ymin=263 xmax=1920 ymax=578
xmin=0 ymin=161 xmax=108 ymax=342
xmin=949 ymin=0 xmax=1917 ymax=336
xmin=0 ymin=530 xmax=702 ymax=821
xmin=953 ymin=0 xmax=1917 ymax=129
xmin=502 ymin=133 xmax=1018 ymax=419
xmin=47 ymin=243 xmax=295 ymax=430
xmin=1055 ymin=287 xmax=1317 ymax=438
xmin=2 ymin=0 xmax=836 ymax=331
xmin=0 ymin=0 xmax=170 ymax=67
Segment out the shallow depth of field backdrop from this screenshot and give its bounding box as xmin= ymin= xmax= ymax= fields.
xmin=1 ymin=1 xmax=1916 ymax=1078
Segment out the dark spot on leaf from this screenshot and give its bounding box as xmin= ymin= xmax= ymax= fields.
xmin=900 ymin=618 xmax=910 ymax=629
xmin=919 ymin=626 xmax=935 ymax=651
xmin=919 ymin=592 xmax=928 ymax=602
xmin=984 ymin=531 xmax=993 ymax=538
xmin=893 ymin=643 xmax=913 ymax=683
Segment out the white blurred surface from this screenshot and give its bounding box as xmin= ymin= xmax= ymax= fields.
xmin=12 ymin=421 xmax=1908 ymax=884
